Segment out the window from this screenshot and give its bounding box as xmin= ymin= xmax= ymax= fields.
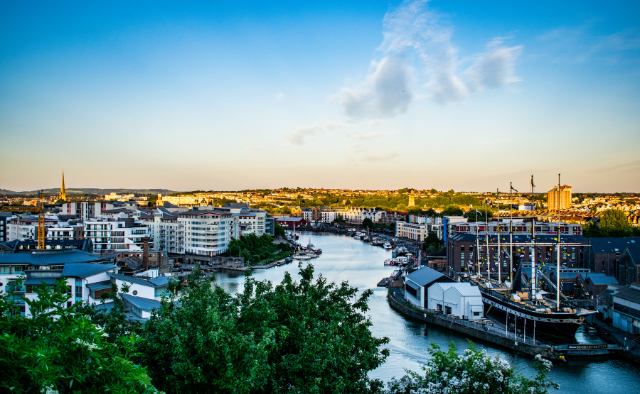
xmin=133 ymin=290 xmax=138 ymax=295
xmin=75 ymin=286 xmax=82 ymax=297
xmin=473 ymin=312 xmax=480 ymax=316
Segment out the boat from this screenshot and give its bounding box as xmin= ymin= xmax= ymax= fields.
xmin=472 ymin=275 xmax=593 ymax=338
xmin=383 ymin=242 xmax=393 ymax=250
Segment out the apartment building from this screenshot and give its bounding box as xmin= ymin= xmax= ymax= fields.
xmin=448 ymin=219 xmax=583 ymax=237
xmin=177 ymin=208 xmax=234 ymax=256
xmin=84 ymin=215 xmax=150 ymax=252
xmin=548 ymin=185 xmax=572 ymax=210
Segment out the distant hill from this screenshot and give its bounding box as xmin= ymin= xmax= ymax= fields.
xmin=0 ymin=188 xmax=178 ymax=196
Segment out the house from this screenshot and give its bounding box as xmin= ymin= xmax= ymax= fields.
xmin=610 ymin=284 xmax=640 ymax=335
xmin=403 ymin=266 xmax=454 ymax=309
xmin=122 ymin=294 xmax=162 ymax=320
xmin=616 ymin=244 xmax=640 ymax=285
xmin=584 ymin=237 xmax=638 ymax=277
xmin=108 ymin=272 xmax=172 ymax=300
xmin=427 ymin=282 xmax=484 ymax=320
xmin=583 ymin=274 xmax=618 ymax=298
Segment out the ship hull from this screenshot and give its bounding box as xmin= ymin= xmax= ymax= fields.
xmin=480 ymin=290 xmax=583 ymax=339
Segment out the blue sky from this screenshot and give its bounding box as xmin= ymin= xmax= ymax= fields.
xmin=1 ymin=0 xmax=639 ymax=192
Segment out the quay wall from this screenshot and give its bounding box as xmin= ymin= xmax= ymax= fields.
xmin=387 ymin=290 xmax=555 ymax=359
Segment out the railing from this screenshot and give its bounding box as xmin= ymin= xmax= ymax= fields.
xmin=389 ymin=289 xmax=545 ymax=347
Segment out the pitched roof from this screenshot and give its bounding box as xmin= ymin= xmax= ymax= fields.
xmin=109 ymin=272 xmax=159 ymax=288
xmin=86 ymin=280 xmax=112 ymax=291
xmin=0 ymin=249 xmax=107 ymax=266
xmin=587 ymin=276 xmax=618 ymax=285
xmin=62 ymin=263 xmax=116 ymax=278
xmin=623 ymin=244 xmax=640 ymax=264
xmin=613 ymin=285 xmax=640 ymax=304
xmin=589 ymin=237 xmax=638 ymax=253
xmin=148 ymin=276 xmax=173 ymax=287
xmin=122 ymin=294 xmax=162 ymax=311
xmin=24 ymin=278 xmax=59 ymax=286
xmin=406 ymin=266 xmax=451 ymax=287
xmin=443 ymin=283 xmax=482 ymax=297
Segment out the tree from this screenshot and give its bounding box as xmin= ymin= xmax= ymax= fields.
xmin=385 ymin=342 xmax=558 ymax=394
xmin=0 ymin=278 xmax=158 ymax=394
xmin=600 ymin=209 xmax=632 ymax=237
xmin=464 ymin=208 xmax=493 ymax=223
xmin=422 ymin=231 xmax=444 ymax=254
xmin=274 ymin=222 xmax=286 ymax=238
xmin=362 ymin=217 xmax=374 ymax=229
xmin=333 ymin=214 xmax=346 ymax=224
xmin=136 ymin=265 xmax=389 ymax=393
xmin=441 ymin=205 xmax=464 ymax=216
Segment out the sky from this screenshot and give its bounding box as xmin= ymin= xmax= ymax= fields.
xmin=1 ymin=0 xmax=639 ymax=193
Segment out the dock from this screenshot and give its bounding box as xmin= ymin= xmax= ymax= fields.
xmin=387 ymin=287 xmax=623 ymax=361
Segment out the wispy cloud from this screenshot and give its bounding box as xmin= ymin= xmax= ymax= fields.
xmin=353 ymin=131 xmax=394 ymax=140
xmin=334 ymin=0 xmax=523 ymax=118
xmin=275 ymin=92 xmax=284 ymax=100
xmin=361 ymin=152 xmax=400 ymax=162
xmin=539 ymin=25 xmax=640 ymax=64
xmin=284 ymin=122 xmax=347 ymax=145
xmin=245 ymin=139 xmax=260 ymax=151
xmin=370 ymin=119 xmax=383 ymax=126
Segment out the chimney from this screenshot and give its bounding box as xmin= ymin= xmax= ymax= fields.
xmin=142 ymin=237 xmax=149 ymax=271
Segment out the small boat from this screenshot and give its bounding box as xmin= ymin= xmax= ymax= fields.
xmin=383 ymin=242 xmax=393 ymax=250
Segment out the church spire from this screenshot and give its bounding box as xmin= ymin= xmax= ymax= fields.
xmin=60 ymin=171 xmax=66 ymax=201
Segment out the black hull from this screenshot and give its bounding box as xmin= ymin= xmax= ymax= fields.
xmin=480 ymin=290 xmax=583 ymax=339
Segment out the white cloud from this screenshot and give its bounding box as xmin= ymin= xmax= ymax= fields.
xmin=334 ymin=56 xmax=413 ymax=120
xmin=275 ymin=92 xmax=284 ymax=100
xmin=370 ymin=119 xmax=383 ymax=126
xmin=334 ymin=0 xmax=523 ymax=118
xmin=284 ymin=122 xmax=347 ymax=145
xmin=466 ymin=39 xmax=523 ymax=92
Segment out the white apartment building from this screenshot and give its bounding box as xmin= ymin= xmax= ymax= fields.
xmin=342 ymin=207 xmax=385 ymax=223
xmin=61 ymin=202 xmax=119 ymax=220
xmin=141 ymin=208 xmax=185 ymax=254
xmin=178 ymin=209 xmax=235 ymax=256
xmin=84 ymin=215 xmax=150 ymax=252
xmin=396 ymin=216 xmax=444 ymax=241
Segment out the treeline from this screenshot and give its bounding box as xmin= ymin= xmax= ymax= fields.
xmin=228 ymin=233 xmax=292 ymax=265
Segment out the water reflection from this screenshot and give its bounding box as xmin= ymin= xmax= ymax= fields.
xmin=211 ymin=232 xmax=640 ymax=393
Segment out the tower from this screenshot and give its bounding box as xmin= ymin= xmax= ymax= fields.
xmin=60 ymin=171 xmax=66 ymax=201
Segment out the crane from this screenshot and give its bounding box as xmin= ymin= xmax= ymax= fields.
xmin=37 ymin=189 xmax=45 ymax=249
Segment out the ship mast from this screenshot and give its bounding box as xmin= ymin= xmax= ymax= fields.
xmin=556 ymin=173 xmax=561 ymax=310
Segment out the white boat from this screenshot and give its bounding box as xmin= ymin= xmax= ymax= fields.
xmin=293 ymin=254 xmax=313 ymax=261
xmin=383 ymin=242 xmax=393 ymax=249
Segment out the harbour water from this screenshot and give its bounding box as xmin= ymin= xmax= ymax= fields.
xmin=211 ymin=232 xmax=640 ymax=393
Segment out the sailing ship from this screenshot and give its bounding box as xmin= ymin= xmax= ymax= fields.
xmin=467 ymin=175 xmax=594 ymax=338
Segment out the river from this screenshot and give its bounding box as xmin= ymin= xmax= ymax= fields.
xmin=211 ymin=232 xmax=640 ymax=393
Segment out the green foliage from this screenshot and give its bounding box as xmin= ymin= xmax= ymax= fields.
xmin=385 ymin=342 xmax=558 ymax=394
xmin=10 ymin=201 xmax=22 ymax=206
xmin=0 ymin=278 xmax=158 ymax=394
xmin=362 ymin=217 xmax=374 ymax=229
xmin=422 ymin=231 xmax=444 ymax=254
xmin=600 ymin=209 xmax=632 ymax=237
xmin=441 ymin=205 xmax=464 ymax=216
xmin=463 ymin=208 xmax=493 ymax=222
xmin=228 ymin=233 xmax=291 ymax=265
xmin=274 ymin=222 xmax=286 ymax=238
xmin=333 ymin=214 xmax=347 ymax=224
xmin=136 ymin=265 xmax=389 ymax=394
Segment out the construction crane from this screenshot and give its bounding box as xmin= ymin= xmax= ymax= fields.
xmin=37 ymin=189 xmax=45 ymax=249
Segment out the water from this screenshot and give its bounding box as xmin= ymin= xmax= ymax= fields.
xmin=211 ymin=233 xmax=640 ymax=393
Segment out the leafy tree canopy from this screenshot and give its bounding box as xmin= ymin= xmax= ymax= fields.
xmin=600 ymin=209 xmax=632 ymax=237
xmin=385 ymin=342 xmax=558 ymax=394
xmin=362 ymin=217 xmax=374 ymax=229
xmin=136 ymin=265 xmax=390 ymax=393
xmin=441 ymin=205 xmax=464 ymax=216
xmin=0 ymin=279 xmax=158 ymax=394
